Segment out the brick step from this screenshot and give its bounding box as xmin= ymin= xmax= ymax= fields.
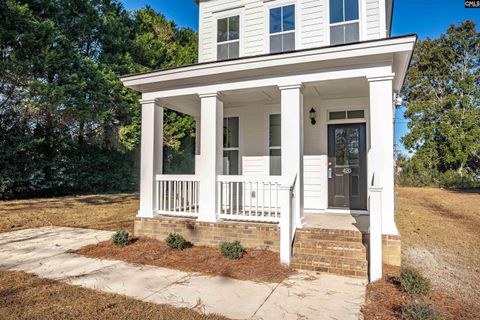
xmin=292 ymin=254 xmax=368 ymax=278
xmin=293 ymin=239 xmax=366 ymax=252
xmin=293 ymin=247 xmax=366 ymax=260
xmin=294 ymin=228 xmax=365 ymax=243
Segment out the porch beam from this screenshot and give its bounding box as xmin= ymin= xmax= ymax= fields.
xmin=279 ymin=84 xmax=304 ymax=228
xmin=142 ymin=65 xmax=393 ymax=100
xmin=197 ymin=93 xmax=223 ymax=222
xmin=367 ymin=74 xmax=398 ymax=235
xmin=138 ymin=99 xmax=164 ymax=218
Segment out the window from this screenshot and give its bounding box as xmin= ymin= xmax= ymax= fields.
xmin=217 ymin=16 xmax=240 ymax=60
xmin=269 ymin=114 xmax=281 ymax=176
xmin=269 ymin=5 xmax=295 ymax=53
xmin=223 ymin=117 xmax=239 ymax=175
xmin=329 ymin=110 xmax=365 ymax=120
xmin=329 ymin=0 xmax=359 ymax=45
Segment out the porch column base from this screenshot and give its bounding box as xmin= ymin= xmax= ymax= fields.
xmin=136 ymin=210 xmax=155 ymax=219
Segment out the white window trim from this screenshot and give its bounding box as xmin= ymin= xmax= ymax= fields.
xmin=267 ymin=112 xmax=282 ymax=176
xmin=326 ymin=0 xmax=364 ymax=45
xmin=326 ymin=108 xmax=367 ymax=124
xmin=264 ymin=0 xmax=300 ymax=54
xmin=223 ymin=116 xmax=241 ymax=175
xmin=214 ymin=8 xmax=245 ymax=61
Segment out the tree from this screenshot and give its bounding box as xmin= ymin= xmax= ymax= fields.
xmin=401 ymin=21 xmax=480 ymax=187
xmin=0 ymin=0 xmax=198 ymax=199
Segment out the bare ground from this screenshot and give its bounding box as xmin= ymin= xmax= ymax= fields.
xmin=396 ymin=187 xmax=480 ymax=311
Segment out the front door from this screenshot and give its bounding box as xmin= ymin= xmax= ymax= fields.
xmin=328 ymin=123 xmax=367 ymax=210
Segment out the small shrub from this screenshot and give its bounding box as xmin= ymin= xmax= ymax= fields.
xmin=111 ymin=231 xmax=130 ymax=246
xmin=395 ymin=267 xmax=431 ymax=295
xmin=165 ymin=233 xmax=191 ymax=250
xmin=399 ymin=300 xmax=442 ymax=320
xmin=220 ymin=241 xmax=244 ymax=259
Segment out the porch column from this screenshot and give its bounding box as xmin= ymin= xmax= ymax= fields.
xmin=197 ymin=93 xmax=223 ymax=222
xmin=138 ymin=99 xmax=164 ymax=218
xmin=279 ymin=84 xmax=304 ymax=228
xmin=367 ymin=75 xmax=398 ymax=235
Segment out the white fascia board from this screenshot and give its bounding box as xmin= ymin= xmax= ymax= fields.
xmin=122 ymin=36 xmax=416 ymax=93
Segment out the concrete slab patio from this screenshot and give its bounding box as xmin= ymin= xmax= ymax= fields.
xmin=0 ymin=227 xmax=367 ymax=320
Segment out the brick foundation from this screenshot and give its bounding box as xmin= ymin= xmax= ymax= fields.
xmin=381 ymin=234 xmax=402 ymax=266
xmin=363 ymin=233 xmax=402 ymax=266
xmin=134 ymin=216 xmax=280 ymax=251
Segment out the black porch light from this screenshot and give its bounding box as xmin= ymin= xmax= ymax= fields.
xmin=309 ymin=107 xmax=317 ymax=125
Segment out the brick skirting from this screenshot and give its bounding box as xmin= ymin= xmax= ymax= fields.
xmin=134 ymin=216 xmax=280 ymax=251
xmin=363 ymin=234 xmax=402 ymax=267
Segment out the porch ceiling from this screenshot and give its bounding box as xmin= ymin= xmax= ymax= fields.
xmin=221 ymin=77 xmax=368 ymax=107
xmin=160 ymin=77 xmax=369 ymax=113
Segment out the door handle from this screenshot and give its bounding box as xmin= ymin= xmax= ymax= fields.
xmin=328 ymin=168 xmax=333 ymax=179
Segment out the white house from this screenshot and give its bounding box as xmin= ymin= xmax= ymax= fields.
xmin=121 ymin=0 xmax=416 ymax=282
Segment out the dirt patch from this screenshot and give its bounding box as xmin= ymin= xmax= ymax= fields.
xmin=0 ymin=270 xmax=228 ymax=320
xmin=0 ymin=194 xmax=138 ymax=233
xmin=70 ymin=237 xmax=294 ymax=283
xmin=362 ymin=265 xmax=478 ymax=320
xmin=395 ymin=187 xmax=480 ymax=310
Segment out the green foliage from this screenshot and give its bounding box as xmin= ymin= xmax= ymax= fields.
xmin=111 ymin=231 xmax=130 ymax=246
xmin=395 ymin=267 xmax=431 ymax=295
xmin=220 ymin=241 xmax=244 ymax=260
xmin=399 ymin=300 xmax=442 ymax=320
xmin=0 ymin=0 xmax=198 ymax=199
xmin=400 ymin=21 xmax=480 ymax=188
xmin=165 ymin=233 xmax=191 ymax=250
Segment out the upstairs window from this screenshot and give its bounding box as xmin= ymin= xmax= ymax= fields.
xmin=217 ymin=16 xmax=240 ymax=60
xmin=329 ymin=0 xmax=359 ymax=45
xmin=269 ymin=5 xmax=295 ymax=53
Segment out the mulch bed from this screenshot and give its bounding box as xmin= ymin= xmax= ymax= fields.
xmin=362 ymin=265 xmax=479 ymax=320
xmin=70 ymin=237 xmax=294 ymax=283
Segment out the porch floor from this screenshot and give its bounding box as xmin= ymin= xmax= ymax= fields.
xmin=303 ymin=213 xmax=369 ymax=233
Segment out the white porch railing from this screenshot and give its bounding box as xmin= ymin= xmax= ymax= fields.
xmin=155 ymin=175 xmax=200 ymax=217
xmin=217 ymin=175 xmax=283 ymax=223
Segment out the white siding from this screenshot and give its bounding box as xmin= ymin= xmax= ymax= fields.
xmin=300 ymin=0 xmax=327 ymax=48
xmin=364 ymin=0 xmax=381 ymax=40
xmin=304 ymin=156 xmax=327 ymax=210
xmin=198 ymin=0 xmax=386 ymax=62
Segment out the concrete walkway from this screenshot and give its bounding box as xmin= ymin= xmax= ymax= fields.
xmin=0 ymin=227 xmax=367 ymax=320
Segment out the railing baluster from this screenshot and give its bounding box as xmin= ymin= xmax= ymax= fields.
xmin=236 ymin=182 xmax=239 ymax=216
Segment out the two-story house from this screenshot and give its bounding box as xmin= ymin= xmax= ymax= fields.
xmin=121 ymin=0 xmax=416 ymax=281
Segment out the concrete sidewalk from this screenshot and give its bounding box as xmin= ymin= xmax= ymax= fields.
xmin=0 ymin=227 xmax=367 ymax=320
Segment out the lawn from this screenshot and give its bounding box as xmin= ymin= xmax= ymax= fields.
xmin=0 ymin=270 xmax=227 ymax=320
xmin=0 ymin=194 xmax=138 ymax=233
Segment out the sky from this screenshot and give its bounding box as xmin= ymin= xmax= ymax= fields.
xmin=121 ymin=0 xmax=479 ymax=154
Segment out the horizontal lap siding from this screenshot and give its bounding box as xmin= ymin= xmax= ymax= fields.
xmin=301 ymin=0 xmax=326 ymax=48
xmin=304 ymin=156 xmax=327 ymax=210
xmin=244 ymin=0 xmax=265 ymax=56
xmin=365 ymin=0 xmax=380 ymax=40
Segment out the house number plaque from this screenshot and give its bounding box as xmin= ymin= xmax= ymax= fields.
xmin=343 ymin=168 xmax=352 ymax=174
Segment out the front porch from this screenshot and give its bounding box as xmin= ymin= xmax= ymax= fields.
xmin=122 ymin=37 xmax=416 ymax=281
